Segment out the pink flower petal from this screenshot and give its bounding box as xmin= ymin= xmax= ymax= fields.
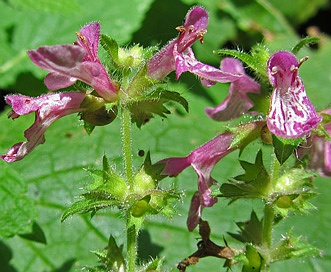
xmin=28 ymin=23 xmax=118 ymax=102
xmin=1 ymin=92 xmax=85 ymax=162
xmin=187 ymin=192 xmax=202 ymax=231
xmin=298 ymin=111 xmax=331 ymax=177
xmin=205 ymin=58 xmax=260 ymax=121
xmin=159 ymin=131 xmax=236 ymax=230
xmin=76 ymin=22 xmax=100 ymax=62
xmin=147 ymin=6 xmax=208 ymax=80
xmin=266 ymin=51 xmax=322 ymax=138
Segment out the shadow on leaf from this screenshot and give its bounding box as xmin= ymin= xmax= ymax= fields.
xmin=137 ymin=229 xmax=164 ymax=263
xmin=0 ymin=240 xmax=16 ymax=272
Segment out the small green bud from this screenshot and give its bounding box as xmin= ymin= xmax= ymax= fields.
xmin=131 ymin=196 xmax=151 ymax=217
xmin=81 ymin=105 xmax=118 ymax=126
xmin=118 ymin=45 xmax=143 ymax=69
xmin=276 ymin=195 xmax=292 ymax=209
xmin=133 ymin=168 xmax=155 ymax=195
xmin=243 ymin=245 xmax=262 ymax=272
xmin=80 ymin=95 xmax=118 ymax=126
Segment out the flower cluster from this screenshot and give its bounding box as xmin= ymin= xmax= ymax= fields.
xmin=2 ymin=22 xmax=119 ymax=162
xmin=2 ymin=6 xmax=330 ymax=234
xmin=147 ymin=7 xmax=330 ymax=231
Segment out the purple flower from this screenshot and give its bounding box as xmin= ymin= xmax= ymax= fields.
xmin=147 ymin=6 xmax=209 ymax=80
xmin=28 ymin=22 xmax=118 ymax=102
xmin=266 ymin=51 xmax=322 ymax=138
xmin=158 ymin=131 xmax=236 ymax=231
xmin=158 ymin=121 xmax=265 ymax=230
xmin=1 ymin=92 xmax=85 ymax=162
xmin=204 ymin=58 xmax=260 ymax=121
xmin=298 ymin=109 xmax=331 ymax=177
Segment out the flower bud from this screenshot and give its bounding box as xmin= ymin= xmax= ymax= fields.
xmin=131 ymin=195 xmax=151 ymax=217
xmin=80 ymin=94 xmax=118 ymax=126
xmin=118 ymin=45 xmax=143 ymax=69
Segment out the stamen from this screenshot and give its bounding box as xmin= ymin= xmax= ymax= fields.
xmin=298 ymin=56 xmax=309 ymax=68
xmin=290 ymin=64 xmax=298 ymax=73
xmin=76 ymin=32 xmax=87 ymax=46
xmin=176 ymin=26 xmax=186 ymax=33
xmin=197 ymin=30 xmax=207 ymax=44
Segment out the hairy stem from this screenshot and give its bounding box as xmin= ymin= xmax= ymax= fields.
xmin=121 ymin=106 xmax=134 ymax=187
xmin=126 ymin=221 xmax=137 ymax=272
xmin=260 ymin=154 xmax=280 ymax=271
xmin=260 ymin=202 xmax=274 ymax=271
xmin=121 ymin=106 xmax=137 ymax=271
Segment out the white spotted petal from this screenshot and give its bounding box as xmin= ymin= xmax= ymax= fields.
xmin=266 ymin=51 xmax=322 ymax=138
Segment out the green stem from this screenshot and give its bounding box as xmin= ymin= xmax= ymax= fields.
xmin=261 ymin=203 xmax=274 ymax=272
xmin=262 ymin=203 xmax=274 ymax=247
xmin=260 ymin=154 xmax=280 ymax=271
xmin=126 ymin=220 xmax=137 ymax=272
xmin=121 ymin=106 xmax=134 ymax=187
xmin=121 ymin=106 xmax=137 ymax=271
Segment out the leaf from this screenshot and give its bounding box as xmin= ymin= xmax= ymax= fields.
xmin=129 ymin=89 xmax=189 ymax=128
xmin=61 ymin=193 xmax=119 ymax=222
xmin=291 ymin=36 xmax=320 ymax=55
xmin=143 ymin=257 xmax=164 ymax=272
xmin=8 ymin=0 xmax=79 ymax=12
xmin=100 ymin=34 xmax=119 ymax=67
xmin=272 ymin=135 xmax=302 ymax=164
xmin=220 ymin=150 xmax=270 ymax=201
xmin=235 ymin=244 xmax=262 ymax=272
xmin=215 ymin=47 xmax=268 ymax=78
xmin=270 ymin=233 xmax=321 ymax=263
xmin=0 ymin=162 xmax=38 ymax=238
xmin=0 ymin=0 xmax=155 ymax=88
xmin=228 ymin=211 xmax=263 ymax=245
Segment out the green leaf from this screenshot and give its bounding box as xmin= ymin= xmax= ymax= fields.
xmin=62 ymin=156 xmax=128 ymax=221
xmin=107 ymin=235 xmax=125 ymax=271
xmin=8 ymin=0 xmax=79 ymax=12
xmin=215 ymin=43 xmax=270 ymax=79
xmin=61 ymin=192 xmax=119 ymax=222
xmin=272 ymin=135 xmax=302 ymax=164
xmin=0 ymin=162 xmax=38 ymax=238
xmin=228 ymin=211 xmax=263 ymax=245
xmin=143 ymin=257 xmax=164 ymax=271
xmin=100 ymin=34 xmax=119 ymax=67
xmin=291 ymin=36 xmax=320 ymax=55
xmin=87 ymin=235 xmax=125 ymax=271
xmin=270 ymin=233 xmax=321 ymax=263
xmin=220 ymin=150 xmax=270 ymax=201
xmin=86 ymin=155 xmax=128 ymax=200
xmin=0 ymin=0 xmax=154 ymax=88
xmin=274 ymin=168 xmax=315 ymax=193
xmin=235 ymin=244 xmax=262 ymax=272
xmin=129 ymin=89 xmax=188 ymax=128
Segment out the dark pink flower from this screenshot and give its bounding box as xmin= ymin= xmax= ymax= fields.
xmin=1 ymin=92 xmax=85 ymax=162
xmin=28 ymin=22 xmax=118 ymax=102
xmin=158 ymin=121 xmax=265 ymax=230
xmin=266 ymin=51 xmax=322 ymax=138
xmin=204 ymin=58 xmax=260 ymax=121
xmin=158 ymin=131 xmax=236 ymax=231
xmin=298 ymin=109 xmax=331 ymax=177
xmin=147 ymin=6 xmax=209 ymax=80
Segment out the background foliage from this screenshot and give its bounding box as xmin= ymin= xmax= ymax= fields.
xmin=1 ymin=0 xmax=331 ymax=271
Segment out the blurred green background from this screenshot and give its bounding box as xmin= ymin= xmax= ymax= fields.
xmin=1 ymin=0 xmax=331 ymax=271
